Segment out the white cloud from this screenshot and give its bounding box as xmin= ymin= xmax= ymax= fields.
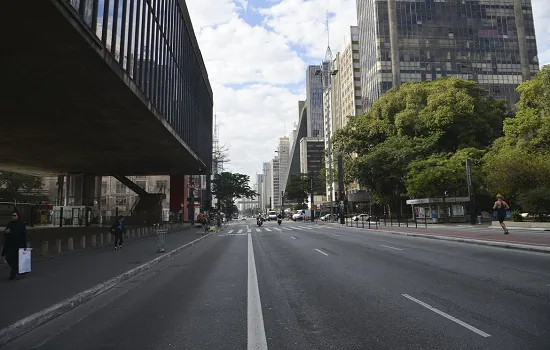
xmin=212 ymin=83 xmax=302 ymax=176
xmin=198 ymin=17 xmax=305 ymax=85
xmin=533 ymin=0 xmax=550 ymax=66
xmin=259 ymin=0 xmax=357 ymax=58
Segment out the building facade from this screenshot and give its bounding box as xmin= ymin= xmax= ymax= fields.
xmin=299 ymin=137 xmax=325 ymax=195
xmin=270 ymin=157 xmax=280 ymax=209
xmin=256 ymin=173 xmax=264 ymax=210
xmin=262 ymin=162 xmax=271 ymax=210
xmin=306 ymin=66 xmax=324 ymax=138
xmin=277 ymin=137 xmax=291 ymax=197
xmin=356 ymin=0 xmax=539 ymax=109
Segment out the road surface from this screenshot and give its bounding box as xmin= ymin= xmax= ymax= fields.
xmin=4 ymin=219 xmax=549 ymax=349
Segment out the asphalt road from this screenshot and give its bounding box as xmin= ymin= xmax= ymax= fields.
xmin=4 ymin=219 xmax=549 ymax=349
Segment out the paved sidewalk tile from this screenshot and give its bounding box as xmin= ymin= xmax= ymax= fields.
xmin=0 ymin=225 xmax=209 ymax=329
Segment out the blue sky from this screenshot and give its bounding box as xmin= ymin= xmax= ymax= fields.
xmin=184 ymin=0 xmax=550 ymax=179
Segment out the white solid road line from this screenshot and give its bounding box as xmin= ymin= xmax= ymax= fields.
xmin=256 ymin=228 xmax=261 ymax=232
xmin=238 ymin=229 xmax=243 ymax=234
xmin=315 ymin=248 xmax=329 ymax=256
xmin=264 ymin=228 xmax=272 ymax=232
xmin=290 ymin=236 xmax=297 ymax=240
xmin=402 ymin=294 xmax=491 ymax=338
xmin=247 ymin=225 xmax=251 ymax=233
xmin=248 ymin=228 xmax=268 ymax=349
xmin=380 ymin=244 xmax=403 ymax=251
xmin=228 ymin=230 xmax=234 ymax=234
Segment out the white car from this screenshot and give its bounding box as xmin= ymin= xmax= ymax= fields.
xmin=352 ymin=214 xmax=370 ymax=222
xmin=267 ymin=211 xmax=278 ymax=221
xmin=292 ymin=210 xmax=305 ymax=221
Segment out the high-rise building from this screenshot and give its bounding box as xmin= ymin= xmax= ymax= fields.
xmin=270 ymin=157 xmax=280 ymax=209
xmin=256 ymin=173 xmax=264 ymax=210
xmin=299 ymin=137 xmax=325 ymax=195
xmin=278 ymin=137 xmax=290 ymax=197
xmin=306 ymin=65 xmax=324 ymax=138
xmin=323 ymin=26 xmax=364 ymax=199
xmin=356 ymin=0 xmax=539 ymax=109
xmin=262 ymin=162 xmax=271 ymax=210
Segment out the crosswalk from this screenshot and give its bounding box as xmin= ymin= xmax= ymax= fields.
xmin=218 ymin=226 xmax=315 ymax=236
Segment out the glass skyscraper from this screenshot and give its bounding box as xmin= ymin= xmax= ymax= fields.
xmin=356 ymin=0 xmax=539 ymax=109
xmin=306 ymin=65 xmax=324 ymax=138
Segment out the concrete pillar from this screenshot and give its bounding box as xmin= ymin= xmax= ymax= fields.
xmin=91 ymin=234 xmax=97 ymax=247
xmin=56 ymin=239 xmax=62 ymax=254
xmin=68 ymin=237 xmax=74 ymax=251
xmin=387 ymin=0 xmax=401 ymax=89
xmin=99 ymin=233 xmax=104 ymax=245
xmin=514 ymin=0 xmax=531 ymax=82
xmin=80 ymin=236 xmax=86 ymax=249
xmin=41 ymin=241 xmax=48 ymax=256
xmin=105 ymin=232 xmax=111 ymax=244
xmin=125 ymin=230 xmax=130 ymax=239
xmin=170 ymin=174 xmax=186 ymax=224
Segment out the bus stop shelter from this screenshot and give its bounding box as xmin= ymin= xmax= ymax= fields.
xmin=406 ymin=197 xmax=470 ymax=223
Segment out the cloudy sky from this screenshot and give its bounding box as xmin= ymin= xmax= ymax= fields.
xmin=185 ymin=0 xmax=550 ymax=182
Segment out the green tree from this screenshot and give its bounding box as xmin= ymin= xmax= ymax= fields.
xmin=332 ymin=78 xmax=507 ymax=210
xmin=517 ymin=187 xmax=550 ymax=221
xmin=406 ymin=148 xmax=486 ymax=198
xmin=212 ymin=172 xmax=257 ymax=214
xmin=285 ymin=174 xmax=309 ymax=204
xmin=483 ymin=147 xmax=550 ymax=203
xmin=0 ymin=171 xmax=47 ymax=203
xmin=500 ymin=65 xmax=550 ymax=153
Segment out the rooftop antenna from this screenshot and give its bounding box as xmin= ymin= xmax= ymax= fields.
xmin=326 ymin=10 xmax=330 ymax=48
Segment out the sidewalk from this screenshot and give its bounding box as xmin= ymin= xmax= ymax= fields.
xmin=321 ymin=221 xmax=550 ymax=250
xmin=0 ymin=224 xmax=210 ymax=330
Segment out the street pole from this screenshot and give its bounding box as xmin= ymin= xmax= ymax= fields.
xmin=310 ymin=176 xmax=315 ymax=222
xmin=337 ymin=153 xmax=345 ymax=225
xmin=327 ymin=128 xmax=334 ymax=222
xmin=281 ymin=191 xmax=284 ymax=215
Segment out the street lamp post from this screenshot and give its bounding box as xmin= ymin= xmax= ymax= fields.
xmin=315 ymin=67 xmax=338 ymax=223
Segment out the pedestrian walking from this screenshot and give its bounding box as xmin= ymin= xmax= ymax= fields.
xmin=111 ymin=215 xmax=125 ymax=250
xmin=2 ymin=210 xmax=28 ymax=280
xmin=493 ymin=194 xmax=510 ymax=234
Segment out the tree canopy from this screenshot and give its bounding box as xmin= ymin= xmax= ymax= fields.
xmin=483 ymin=66 xmax=550 ymax=208
xmin=0 ymin=171 xmax=47 ymax=203
xmin=285 ymin=173 xmax=310 ymax=205
xmin=212 ymin=172 xmax=256 ymax=216
xmin=332 ymin=77 xmax=507 ymax=208
xmin=212 ymin=172 xmax=257 ymax=203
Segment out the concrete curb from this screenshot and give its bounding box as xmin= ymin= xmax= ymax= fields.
xmin=0 ymin=232 xmax=212 ymax=347
xmin=350 ymin=226 xmax=550 ymax=254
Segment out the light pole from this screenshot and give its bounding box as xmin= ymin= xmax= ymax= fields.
xmin=315 ymin=66 xmax=338 ymax=222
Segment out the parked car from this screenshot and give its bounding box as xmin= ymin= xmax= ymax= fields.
xmin=292 ymin=210 xmax=305 ymax=221
xmin=352 ymin=214 xmax=370 ymax=222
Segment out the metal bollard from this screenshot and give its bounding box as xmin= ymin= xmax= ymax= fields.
xmin=106 ymin=232 xmax=111 ymax=244
xmin=41 ymin=241 xmax=49 ymax=256
xmin=80 ymin=236 xmax=86 ymax=249
xmin=91 ymin=234 xmax=97 ymax=247
xmin=156 ymin=224 xmax=167 ymax=253
xmin=99 ymin=233 xmax=104 ymax=245
xmin=56 ymin=239 xmax=62 ymax=254
xmin=68 ymin=237 xmax=74 ymax=251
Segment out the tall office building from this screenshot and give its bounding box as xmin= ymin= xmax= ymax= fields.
xmin=270 ymin=157 xmax=280 ymax=208
xmin=262 ymin=162 xmax=271 ymax=210
xmin=306 ymin=66 xmax=324 ymax=138
xmin=324 ymin=26 xmax=364 ymax=198
xmin=278 ymin=137 xmax=290 ymax=197
xmin=356 ymin=0 xmax=539 ymax=109
xmin=256 ymin=173 xmax=264 ymax=210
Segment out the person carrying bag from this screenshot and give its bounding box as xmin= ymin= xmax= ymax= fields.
xmin=2 ymin=210 xmax=28 ymax=280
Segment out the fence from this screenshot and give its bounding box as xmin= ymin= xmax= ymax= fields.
xmin=344 ymin=214 xmax=432 ymax=229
